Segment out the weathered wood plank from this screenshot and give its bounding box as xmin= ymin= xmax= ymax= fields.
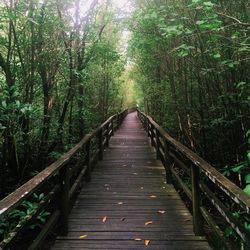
xmin=51 ymin=112 xmax=210 ymax=249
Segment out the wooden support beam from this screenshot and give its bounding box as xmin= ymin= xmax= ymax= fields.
xmin=191 ymin=165 xmax=203 ymax=236
xmin=59 ymin=166 xmax=70 ymax=235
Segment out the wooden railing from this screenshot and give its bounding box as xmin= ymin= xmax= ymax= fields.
xmin=137 ymin=110 xmax=250 ymax=249
xmin=0 ymin=109 xmax=128 ymax=250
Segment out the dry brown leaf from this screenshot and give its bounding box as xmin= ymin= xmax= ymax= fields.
xmin=79 ymin=235 xmax=87 ymax=239
xmin=150 ymin=195 xmax=157 ymax=198
xmin=102 ymin=216 xmax=107 ymax=223
xmin=134 ymin=238 xmax=142 ymax=241
xmin=145 ymin=221 xmax=153 ymax=226
xmin=120 ymin=218 xmax=126 ymax=221
xmin=157 ymin=210 xmax=166 ymax=214
xmin=118 ymin=202 xmax=123 ymax=205
xmin=144 ymin=240 xmax=150 ymax=246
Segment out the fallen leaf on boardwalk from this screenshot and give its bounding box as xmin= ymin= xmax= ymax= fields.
xmin=157 ymin=210 xmax=166 ymax=214
xmin=104 ymin=184 xmax=109 ymax=187
xmin=79 ymin=235 xmax=87 ymax=239
xmin=140 ymin=187 xmax=144 ymax=190
xmin=144 ymin=240 xmax=150 ymax=246
xmin=120 ymin=218 xmax=126 ymax=221
xmin=134 ymin=238 xmax=142 ymax=241
xmin=150 ymin=195 xmax=157 ymax=198
xmin=118 ymin=202 xmax=123 ymax=205
xmin=133 ymin=173 xmax=138 ymax=175
xmin=102 ymin=216 xmax=107 ymax=223
xmin=145 ymin=221 xmax=153 ymax=226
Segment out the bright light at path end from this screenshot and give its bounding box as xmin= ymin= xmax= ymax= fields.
xmin=79 ymin=0 xmax=133 ymax=15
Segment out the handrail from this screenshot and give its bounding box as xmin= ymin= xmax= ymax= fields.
xmin=137 ymin=109 xmax=250 ymax=249
xmin=0 ymin=109 xmax=128 ymax=249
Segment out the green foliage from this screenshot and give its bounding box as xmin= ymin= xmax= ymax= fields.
xmin=128 ymin=2 xmax=249 ymax=247
xmin=128 ymin=0 xmax=250 ymax=166
xmin=244 ymin=185 xmax=250 ymax=196
xmin=0 ymin=193 xmax=50 ymax=240
xmin=0 ymin=0 xmax=127 ymax=196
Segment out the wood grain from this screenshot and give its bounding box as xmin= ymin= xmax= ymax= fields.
xmin=51 ymin=112 xmax=210 ymax=249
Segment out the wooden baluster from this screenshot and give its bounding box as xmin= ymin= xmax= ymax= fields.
xmin=151 ymin=126 xmax=154 ymax=147
xmin=85 ymin=139 xmax=91 ymax=182
xmin=98 ymin=128 xmax=103 ymax=160
xmin=106 ymin=124 xmax=110 ymax=147
xmin=156 ymin=130 xmax=160 ymax=160
xmin=116 ymin=113 xmax=119 ymax=128
xmin=163 ymin=139 xmax=172 ymax=184
xmin=191 ymin=165 xmax=203 ymax=235
xmin=111 ymin=118 xmax=114 ymax=136
xmin=147 ymin=118 xmax=150 ymax=137
xmin=115 ymin=113 xmax=118 ymax=130
xmin=59 ymin=166 xmax=70 ymax=235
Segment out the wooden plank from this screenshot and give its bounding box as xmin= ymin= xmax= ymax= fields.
xmin=52 ymin=240 xmax=210 ymax=250
xmin=51 ymin=112 xmax=210 ymax=250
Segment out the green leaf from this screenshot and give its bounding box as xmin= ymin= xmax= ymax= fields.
xmin=213 ymin=53 xmax=221 ymax=59
xmin=228 ymin=61 xmax=239 ymax=68
xmin=232 ymin=212 xmax=240 ymax=219
xmin=245 ymin=174 xmax=250 ymax=184
xmin=247 ymin=152 xmax=250 ymax=163
xmin=231 ymin=164 xmax=245 ymax=173
xmin=236 ymin=81 xmax=246 ymax=88
xmin=203 ymin=1 xmax=214 ymax=7
xmin=243 ymin=185 xmax=250 ymax=196
xmin=196 ymin=20 xmax=205 ymax=25
xmin=244 ymin=222 xmax=250 ymax=231
xmin=0 ymin=123 xmax=6 ymax=130
xmin=224 ymin=227 xmax=233 ymax=237
xmin=246 ymin=130 xmax=250 ymax=137
xmin=1 ymin=101 xmax=7 ymax=108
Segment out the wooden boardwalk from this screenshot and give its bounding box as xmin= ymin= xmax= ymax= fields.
xmin=52 ymin=112 xmax=210 ymax=249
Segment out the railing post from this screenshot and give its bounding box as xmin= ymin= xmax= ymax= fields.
xmin=116 ymin=113 xmax=120 ymax=129
xmin=111 ymin=118 xmax=114 ymax=136
xmin=98 ymin=128 xmax=103 ymax=160
xmin=85 ymin=139 xmax=91 ymax=182
xmin=115 ymin=113 xmax=118 ymax=130
xmin=59 ymin=166 xmax=70 ymax=235
xmin=106 ymin=124 xmax=110 ymax=147
xmin=147 ymin=119 xmax=150 ymax=137
xmin=151 ymin=127 xmax=154 ymax=147
xmin=156 ymin=130 xmax=160 ymax=160
xmin=163 ymin=139 xmax=172 ymax=184
xmin=191 ymin=165 xmax=203 ymax=235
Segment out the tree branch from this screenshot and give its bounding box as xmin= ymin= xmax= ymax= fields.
xmin=217 ymin=12 xmax=250 ymax=27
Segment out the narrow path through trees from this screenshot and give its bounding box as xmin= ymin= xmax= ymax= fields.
xmin=51 ymin=112 xmax=210 ymax=250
